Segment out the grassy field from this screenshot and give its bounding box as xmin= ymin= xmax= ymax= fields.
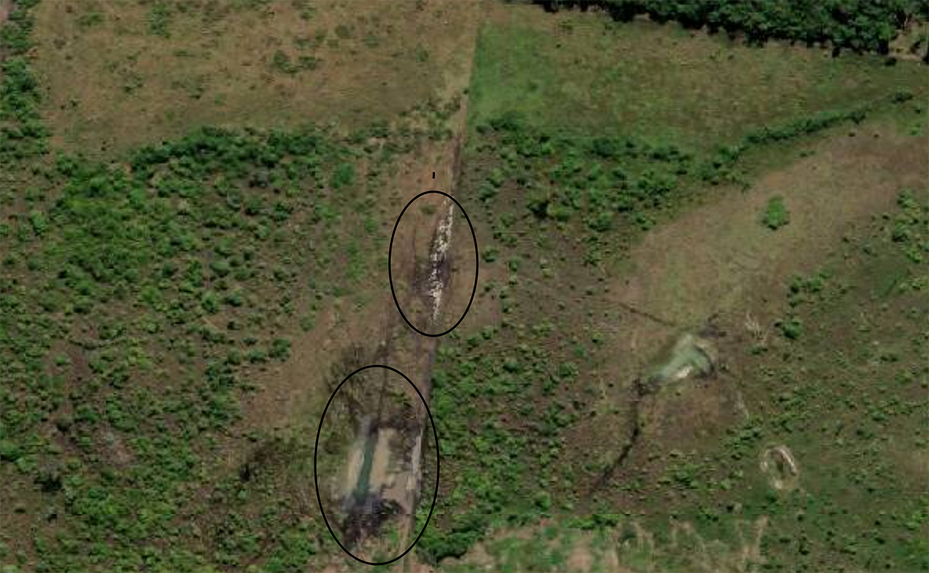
xmin=418 ymin=114 xmax=928 ymax=569
xmin=2 ymin=1 xmax=928 ymax=572
xmin=468 ymin=6 xmax=927 ymax=149
xmin=2 ymin=5 xmax=448 ymax=568
xmin=583 ymin=187 xmax=929 ymax=573
xmin=417 ymin=5 xmax=929 ymax=569
xmin=31 ymin=0 xmax=478 ymax=155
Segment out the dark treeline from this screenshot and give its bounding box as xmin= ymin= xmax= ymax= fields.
xmin=534 ymin=0 xmax=929 ymax=56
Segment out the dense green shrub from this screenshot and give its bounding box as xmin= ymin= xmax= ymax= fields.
xmin=0 ymin=26 xmax=400 ymax=563
xmin=762 ymin=196 xmax=790 ymax=230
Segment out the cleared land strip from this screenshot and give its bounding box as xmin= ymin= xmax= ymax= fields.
xmin=321 ymin=4 xmax=482 ymax=559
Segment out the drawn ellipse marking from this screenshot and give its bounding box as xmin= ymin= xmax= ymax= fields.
xmin=388 ymin=190 xmax=479 ymax=337
xmin=313 ymin=364 xmax=440 ymax=566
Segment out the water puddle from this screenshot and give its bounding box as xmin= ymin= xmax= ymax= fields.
xmin=646 ymin=333 xmax=717 ymax=387
xmin=340 ymin=419 xmax=406 ymax=545
xmin=315 ymin=365 xmax=438 ymax=562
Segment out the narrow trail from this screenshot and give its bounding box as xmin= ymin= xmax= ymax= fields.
xmin=337 ymin=164 xmax=468 ymax=552
xmin=392 ymin=134 xmax=469 ymax=546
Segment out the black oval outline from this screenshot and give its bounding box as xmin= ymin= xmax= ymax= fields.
xmin=314 ymin=364 xmax=440 ymax=566
xmin=388 ymin=190 xmax=479 ymax=337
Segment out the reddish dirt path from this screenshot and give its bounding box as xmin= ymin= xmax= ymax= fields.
xmin=0 ymin=2 xmax=11 ymax=27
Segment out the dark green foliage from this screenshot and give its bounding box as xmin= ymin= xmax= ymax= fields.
xmin=423 ymin=120 xmax=683 ymax=560
xmin=475 ymin=118 xmax=695 ymax=264
xmin=470 ymin=102 xmax=875 ymax=267
xmin=0 ymin=0 xmax=48 ymax=162
xmin=146 ymin=2 xmax=173 ymax=38
xmin=0 ymin=56 xmax=46 ymax=160
xmin=776 ymin=316 xmax=803 ymax=339
xmin=890 ymin=189 xmax=929 ymax=264
xmin=0 ymin=51 xmax=391 ymax=568
xmin=418 ymin=90 xmax=913 ymax=561
xmin=700 ymin=105 xmax=872 ymax=184
xmin=270 ymin=51 xmax=320 ymax=75
xmin=420 ymin=334 xmax=583 ymax=562
xmin=0 ymin=0 xmax=39 ymax=56
xmin=538 ymin=0 xmax=924 ymax=54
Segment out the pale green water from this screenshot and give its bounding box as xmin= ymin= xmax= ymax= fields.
xmin=649 ymin=334 xmax=715 ymax=384
xmin=352 ymin=418 xmax=377 ymax=504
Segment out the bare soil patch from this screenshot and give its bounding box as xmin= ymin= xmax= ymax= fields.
xmin=389 ymin=194 xmax=478 ymax=336
xmin=0 ymin=0 xmax=12 ymax=28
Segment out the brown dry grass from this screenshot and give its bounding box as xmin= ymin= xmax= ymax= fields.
xmin=32 ymin=0 xmax=480 ymax=155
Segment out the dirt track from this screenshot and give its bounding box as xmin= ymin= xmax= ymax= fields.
xmin=377 ymin=86 xmax=476 ymax=555
xmin=288 ymin=2 xmax=481 ymax=561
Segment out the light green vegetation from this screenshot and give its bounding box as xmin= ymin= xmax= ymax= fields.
xmin=435 ymin=516 xmax=768 ymax=573
xmin=469 ymin=7 xmax=927 ymax=149
xmin=762 ymin=196 xmax=790 ymax=230
xmin=648 ymin=334 xmax=715 ymax=384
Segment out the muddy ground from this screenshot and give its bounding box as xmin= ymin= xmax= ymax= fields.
xmin=315 ymin=364 xmax=436 ymax=561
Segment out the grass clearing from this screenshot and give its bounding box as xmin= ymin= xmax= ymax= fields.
xmin=32 ymin=0 xmax=479 ymax=155
xmin=616 ymin=122 xmax=928 ymax=327
xmin=469 ymin=5 xmax=927 ymax=149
